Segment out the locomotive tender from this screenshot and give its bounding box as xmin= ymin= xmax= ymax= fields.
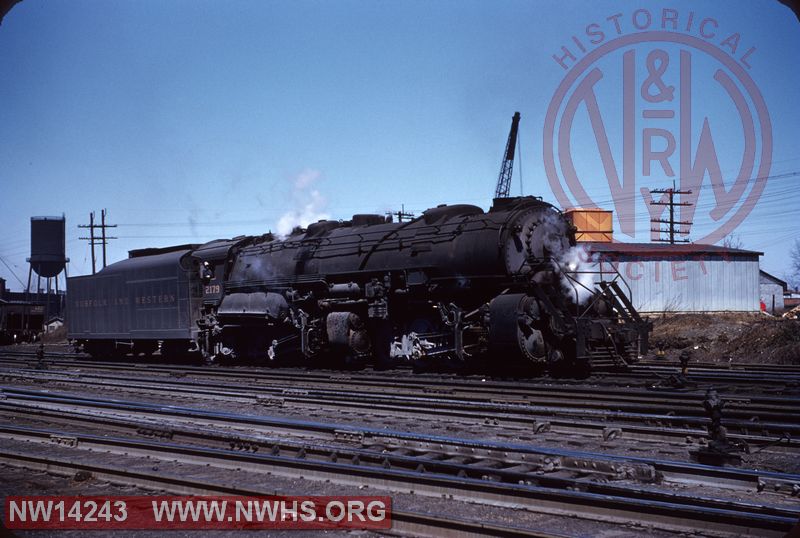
xmin=67 ymin=196 xmax=650 ymax=373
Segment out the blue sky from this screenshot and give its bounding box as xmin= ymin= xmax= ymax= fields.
xmin=0 ymin=0 xmax=798 ymax=290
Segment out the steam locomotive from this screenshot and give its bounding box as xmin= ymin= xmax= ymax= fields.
xmin=67 ymin=196 xmax=650 ymax=374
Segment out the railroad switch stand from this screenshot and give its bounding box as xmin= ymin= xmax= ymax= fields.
xmin=691 ymin=388 xmax=745 ymax=466
xmin=34 ymin=342 xmax=47 ymax=370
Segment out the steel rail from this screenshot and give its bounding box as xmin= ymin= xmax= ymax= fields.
xmin=4 ymin=363 xmax=800 ymax=418
xmin=2 ymin=388 xmax=799 ymax=497
xmin=0 ymin=447 xmax=562 ymax=538
xmin=636 ymin=360 xmax=800 ymax=372
xmin=0 ymin=424 xmax=797 ymax=537
xmin=2 ymin=351 xmax=800 ymax=388
xmin=8 ymin=349 xmax=800 ymax=373
xmin=2 ymin=370 xmax=799 ymax=442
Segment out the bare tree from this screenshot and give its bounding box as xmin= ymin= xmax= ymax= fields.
xmin=722 ymin=233 xmax=744 ymax=250
xmin=791 ymin=239 xmax=800 ymax=290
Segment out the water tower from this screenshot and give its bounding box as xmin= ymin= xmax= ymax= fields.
xmin=26 ymin=216 xmax=69 ymax=325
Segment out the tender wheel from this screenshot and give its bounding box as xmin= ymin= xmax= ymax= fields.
xmin=133 ymin=340 xmax=158 ymax=356
xmin=160 ymin=340 xmax=195 ymax=361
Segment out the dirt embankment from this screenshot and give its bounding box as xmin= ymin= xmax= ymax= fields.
xmin=650 ymin=313 xmax=800 ymax=365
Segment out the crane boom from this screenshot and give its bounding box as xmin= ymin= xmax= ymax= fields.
xmin=494 ymin=111 xmax=521 ymax=199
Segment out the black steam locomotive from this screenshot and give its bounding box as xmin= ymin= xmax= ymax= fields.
xmin=67 ymin=197 xmax=650 ymax=374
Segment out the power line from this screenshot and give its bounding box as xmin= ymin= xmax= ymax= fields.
xmin=78 ymin=209 xmax=117 ymax=275
xmin=84 ymin=169 xmax=799 ymax=234
xmin=571 ymin=171 xmax=800 ymax=211
xmin=386 ymin=204 xmax=415 ymax=223
xmin=0 ymin=255 xmax=25 ymax=288
xmin=516 ymin=125 xmax=523 ymax=196
xmin=649 ymin=180 xmax=693 ymax=244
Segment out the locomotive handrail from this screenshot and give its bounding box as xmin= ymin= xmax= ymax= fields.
xmin=312 ymin=234 xmax=463 ymax=261
xmin=225 ymin=276 xmax=330 ymax=292
xmin=598 ymin=321 xmax=626 ymax=366
xmin=246 ymin=217 xmax=502 ymax=263
xmin=357 ymin=215 xmax=425 ymax=271
xmin=585 ymin=256 xmax=634 ymax=319
xmin=597 ymin=251 xmax=633 ymax=300
xmin=552 ymin=258 xmax=587 ymax=308
xmin=550 ymin=253 xmax=635 ymax=321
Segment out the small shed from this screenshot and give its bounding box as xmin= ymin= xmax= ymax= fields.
xmin=586 ymin=242 xmax=762 ymax=313
xmin=759 ymin=270 xmax=786 ymax=313
xmin=785 ymin=289 xmax=800 ymax=309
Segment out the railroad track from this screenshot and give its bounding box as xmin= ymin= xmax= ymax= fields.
xmin=0 ymin=445 xmax=559 ymax=538
xmin=637 ymin=360 xmax=800 ymax=372
xmin=7 ymin=347 xmax=800 ymax=373
xmin=3 ymin=350 xmax=800 ymax=389
xmin=0 ymin=395 xmax=798 ymax=536
xmin=2 ymin=354 xmax=799 ymax=420
xmin=1 ymin=365 xmax=799 ymax=449
xmin=2 ymin=387 xmax=799 ymax=498
xmin=2 ymin=350 xmax=800 ymax=536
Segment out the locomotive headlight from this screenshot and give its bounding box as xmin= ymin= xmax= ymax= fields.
xmin=567 ymin=262 xmax=578 ymax=271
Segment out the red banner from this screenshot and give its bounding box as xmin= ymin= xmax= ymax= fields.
xmin=5 ymin=496 xmax=392 ymax=530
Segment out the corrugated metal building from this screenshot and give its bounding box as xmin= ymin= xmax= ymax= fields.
xmin=563 ymin=208 xmax=763 ymax=313
xmin=584 ymin=243 xmax=762 ymax=314
xmin=759 ymin=270 xmax=786 ymax=313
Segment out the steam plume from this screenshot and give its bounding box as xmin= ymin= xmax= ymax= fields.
xmin=556 ymin=244 xmax=597 ymax=304
xmin=276 ymin=169 xmax=330 ymax=237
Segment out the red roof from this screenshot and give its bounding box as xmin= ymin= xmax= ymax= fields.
xmin=584 ymin=241 xmax=762 ymax=257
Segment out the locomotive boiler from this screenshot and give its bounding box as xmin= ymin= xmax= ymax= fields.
xmin=67 ymin=196 xmax=650 ymax=374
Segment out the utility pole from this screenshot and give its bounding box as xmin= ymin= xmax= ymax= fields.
xmin=100 ymin=209 xmax=115 ymax=269
xmin=649 ymin=181 xmax=693 ymax=244
xmin=79 ymin=210 xmax=117 ymax=274
xmin=387 ymin=204 xmax=415 ymax=223
xmin=79 ymin=212 xmax=96 ymax=275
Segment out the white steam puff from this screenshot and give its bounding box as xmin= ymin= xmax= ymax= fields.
xmin=539 ymin=211 xmax=570 ymax=255
xmin=556 ymin=244 xmax=597 ymax=304
xmin=276 ymin=169 xmax=330 ymax=237
xmin=537 ymin=212 xmax=597 ymax=304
